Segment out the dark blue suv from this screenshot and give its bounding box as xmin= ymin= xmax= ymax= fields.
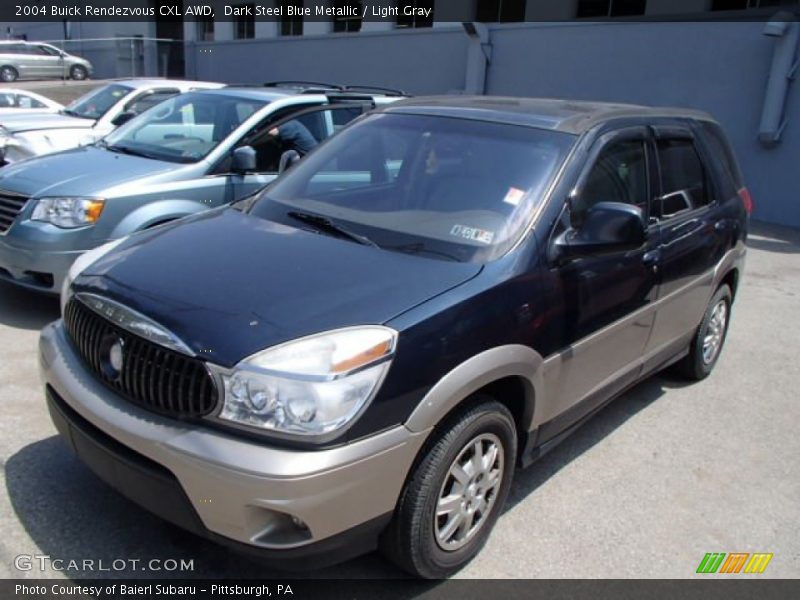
xmin=40 ymin=96 xmax=749 ymax=578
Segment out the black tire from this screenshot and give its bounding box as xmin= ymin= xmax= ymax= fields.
xmin=381 ymin=398 xmax=517 ymax=578
xmin=0 ymin=66 xmax=18 ymax=82
xmin=70 ymin=65 xmax=88 ymax=80
xmin=675 ymin=284 xmax=732 ymax=381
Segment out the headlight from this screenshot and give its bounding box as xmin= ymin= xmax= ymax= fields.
xmin=60 ymin=237 xmax=128 ymax=315
xmin=216 ymin=326 xmax=397 ymax=438
xmin=31 ymin=197 xmax=105 ymax=228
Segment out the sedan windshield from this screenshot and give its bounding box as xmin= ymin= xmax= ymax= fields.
xmin=63 ymin=83 xmax=133 ymax=120
xmin=250 ymin=113 xmax=575 ymax=263
xmin=103 ymin=91 xmax=267 ymax=164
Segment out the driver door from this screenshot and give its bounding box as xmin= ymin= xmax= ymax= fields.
xmin=225 ymin=103 xmax=372 ymax=202
xmin=539 ymin=127 xmax=661 ymax=428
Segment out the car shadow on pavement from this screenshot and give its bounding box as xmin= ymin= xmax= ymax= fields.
xmin=4 ymin=436 xmax=410 ymax=580
xmin=504 ymin=373 xmax=689 ymax=513
xmin=0 ymin=281 xmax=60 ymax=330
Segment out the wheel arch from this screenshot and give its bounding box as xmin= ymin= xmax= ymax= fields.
xmin=404 ymin=345 xmax=542 ymax=448
xmin=108 ymin=198 xmax=209 ymax=238
xmin=719 ymin=267 xmax=740 ymax=302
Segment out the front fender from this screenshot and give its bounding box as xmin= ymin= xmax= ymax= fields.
xmin=404 ymin=344 xmax=543 ymax=434
xmin=109 ymin=199 xmax=211 ymax=238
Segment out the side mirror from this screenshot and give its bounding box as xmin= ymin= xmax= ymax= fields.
xmin=231 ymin=145 xmax=256 ymax=174
xmin=111 ymin=111 xmax=136 ymax=127
xmin=555 ymin=201 xmax=645 ymax=260
xmin=278 ymin=149 xmax=301 ymax=173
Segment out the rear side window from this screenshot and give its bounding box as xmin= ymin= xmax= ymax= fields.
xmin=657 ymin=139 xmax=709 ymax=218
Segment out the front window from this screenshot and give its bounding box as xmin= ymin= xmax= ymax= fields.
xmin=249 ymin=113 xmax=574 ymax=263
xmin=103 ymin=92 xmax=267 ymax=164
xmin=63 ymin=83 xmax=133 ymax=120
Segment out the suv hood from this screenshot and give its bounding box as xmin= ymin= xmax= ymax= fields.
xmin=74 ymin=208 xmax=482 ymax=367
xmin=0 ymin=112 xmax=95 ymax=132
xmin=0 ymin=146 xmax=177 ymax=196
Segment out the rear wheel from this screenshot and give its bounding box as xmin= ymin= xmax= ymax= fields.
xmin=675 ymin=284 xmax=732 ymax=380
xmin=70 ymin=65 xmax=88 ymax=80
xmin=381 ymin=398 xmax=516 ymax=578
xmin=0 ymin=66 xmax=18 ymax=82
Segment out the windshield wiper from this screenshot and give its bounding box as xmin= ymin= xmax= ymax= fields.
xmin=104 ymin=143 xmax=153 ymax=159
xmin=287 ymin=211 xmax=378 ymax=248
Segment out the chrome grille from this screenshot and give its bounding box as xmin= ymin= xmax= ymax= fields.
xmin=64 ymin=297 xmax=218 ymax=418
xmin=0 ymin=191 xmax=28 ymax=234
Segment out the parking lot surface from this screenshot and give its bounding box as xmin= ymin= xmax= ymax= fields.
xmin=0 ymin=223 xmax=797 ymax=579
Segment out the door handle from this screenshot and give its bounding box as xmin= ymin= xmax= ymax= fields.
xmin=643 ymin=250 xmax=661 ymax=274
xmin=643 ymin=250 xmax=660 ymax=264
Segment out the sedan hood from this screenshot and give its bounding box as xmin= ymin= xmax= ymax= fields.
xmin=0 ymin=112 xmax=94 ymax=132
xmin=0 ymin=146 xmax=177 ymax=197
xmin=74 ymin=208 xmax=482 ymax=367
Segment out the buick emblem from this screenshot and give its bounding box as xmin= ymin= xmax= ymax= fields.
xmin=100 ymin=335 xmax=125 ymax=380
xmin=109 ymin=339 xmax=124 ymax=373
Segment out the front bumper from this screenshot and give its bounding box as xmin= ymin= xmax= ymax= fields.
xmin=0 ymin=234 xmax=83 ymax=293
xmin=39 ymin=321 xmax=429 ymax=563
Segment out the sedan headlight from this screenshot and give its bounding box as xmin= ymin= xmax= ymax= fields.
xmin=60 ymin=237 xmax=128 ymax=315
xmin=217 ymin=326 xmax=397 ymax=437
xmin=31 ymin=197 xmax=105 ymax=228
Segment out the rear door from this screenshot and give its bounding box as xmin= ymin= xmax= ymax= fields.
xmin=645 ymin=125 xmax=729 ymax=361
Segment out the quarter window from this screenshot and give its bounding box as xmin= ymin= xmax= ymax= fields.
xmin=573 ymin=139 xmax=648 ymax=225
xmin=657 ymin=139 xmax=709 ymax=218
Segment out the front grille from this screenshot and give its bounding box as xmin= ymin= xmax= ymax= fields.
xmin=64 ymin=297 xmax=218 ymax=418
xmin=0 ymin=191 xmax=28 ymax=234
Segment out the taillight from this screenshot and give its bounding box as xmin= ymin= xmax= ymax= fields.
xmin=738 ymin=187 xmax=753 ymax=215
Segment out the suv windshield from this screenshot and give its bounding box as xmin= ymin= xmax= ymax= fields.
xmin=250 ymin=113 xmax=574 ymax=263
xmin=63 ymin=83 xmax=133 ymax=120
xmin=103 ymin=91 xmax=267 ymax=164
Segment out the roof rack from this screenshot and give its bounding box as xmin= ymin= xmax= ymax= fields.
xmin=340 ymin=85 xmax=407 ymax=97
xmin=262 ymin=81 xmax=408 ymax=97
xmin=263 ymin=80 xmax=344 ymax=93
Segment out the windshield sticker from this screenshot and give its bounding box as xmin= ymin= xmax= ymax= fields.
xmin=450 ymin=225 xmax=495 ymax=245
xmin=503 ymin=187 xmax=526 ymax=207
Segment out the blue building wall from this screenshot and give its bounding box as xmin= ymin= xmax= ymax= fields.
xmin=190 ymin=21 xmax=798 ymax=226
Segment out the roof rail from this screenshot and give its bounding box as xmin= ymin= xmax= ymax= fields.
xmin=263 ymin=80 xmax=344 ymax=92
xmin=340 ymin=85 xmax=407 ymax=97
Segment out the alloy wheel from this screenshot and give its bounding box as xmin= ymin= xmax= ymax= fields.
xmin=434 ymin=433 xmax=504 ymax=551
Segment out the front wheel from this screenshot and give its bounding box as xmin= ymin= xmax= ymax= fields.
xmin=70 ymin=65 xmax=88 ymax=80
xmin=675 ymin=284 xmax=732 ymax=380
xmin=381 ymin=399 xmax=517 ymax=578
xmin=0 ymin=66 xmax=18 ymax=82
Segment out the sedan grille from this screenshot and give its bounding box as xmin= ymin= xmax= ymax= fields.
xmin=64 ymin=297 xmax=218 ymax=418
xmin=0 ymin=191 xmax=28 ymax=234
